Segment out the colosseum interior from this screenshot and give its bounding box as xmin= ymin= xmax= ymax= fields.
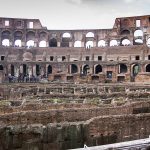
xmin=0 ymin=15 xmax=150 ymax=150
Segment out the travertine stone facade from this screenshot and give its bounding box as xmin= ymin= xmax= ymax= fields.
xmin=0 ymin=15 xmax=150 ymax=83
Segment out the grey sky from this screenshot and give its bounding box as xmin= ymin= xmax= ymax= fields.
xmin=0 ymin=0 xmax=150 ymax=29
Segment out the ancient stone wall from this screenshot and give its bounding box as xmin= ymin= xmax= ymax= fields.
xmin=0 ymin=113 xmax=150 ymax=150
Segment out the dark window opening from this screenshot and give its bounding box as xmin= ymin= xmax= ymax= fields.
xmin=146 ymin=64 xmax=150 ymax=72
xmin=95 ymin=65 xmax=102 ymax=74
xmin=47 ymin=65 xmax=52 ymax=75
xmin=135 ymin=56 xmax=140 ymax=60
xmin=92 ymin=76 xmax=99 ymax=81
xmin=1 ymin=56 xmax=5 ymax=61
xmin=121 ymin=30 xmax=130 ymax=35
xmin=62 ymin=56 xmax=66 ymax=61
xmin=117 ymin=76 xmax=125 ymax=82
xmin=133 ymin=64 xmax=140 ymax=77
xmin=67 ymin=76 xmax=74 ymax=81
xmin=83 ymin=65 xmax=90 ymax=75
xmin=23 ymin=64 xmax=27 ymax=75
xmin=107 ymin=71 xmax=112 ymax=79
xmin=119 ymin=64 xmax=127 ymax=73
xmin=0 ymin=65 xmax=3 ymax=70
xmin=61 ymin=38 xmax=70 ymax=47
xmin=54 ymin=75 xmax=61 ymax=81
xmin=50 ymin=56 xmax=54 ymax=61
xmin=71 ymin=64 xmax=78 ymax=74
xmin=49 ymin=38 xmax=57 ymax=47
xmin=148 ymin=55 xmax=150 ymax=60
xmin=98 ymin=56 xmax=102 ymax=61
xmin=36 ymin=64 xmax=40 ymax=76
xmin=11 ymin=65 xmax=14 ymax=76
xmin=16 ymin=21 xmax=21 ymax=27
xmin=86 ymin=56 xmax=89 ymax=61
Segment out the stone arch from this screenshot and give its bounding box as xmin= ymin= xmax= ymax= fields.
xmin=39 ymin=31 xmax=47 ymax=39
xmin=1 ymin=30 xmax=11 ymax=40
xmin=134 ymin=30 xmax=143 ymax=37
xmin=110 ymin=40 xmax=118 ymax=46
xmin=121 ymin=37 xmax=130 ymax=46
xmin=62 ymin=32 xmax=71 ymax=38
xmin=1 ymin=30 xmax=11 ymax=46
xmin=39 ymin=40 xmax=47 ymax=47
xmin=82 ymin=64 xmax=90 ymax=75
xmin=95 ymin=64 xmax=102 ymax=74
xmin=26 ymin=31 xmax=35 ymax=40
xmin=119 ymin=64 xmax=127 ymax=73
xmin=47 ymin=65 xmax=52 ymax=75
xmin=147 ymin=38 xmax=150 ymax=47
xmin=61 ymin=32 xmax=71 ymax=47
xmin=74 ymin=41 xmax=81 ymax=47
xmin=0 ymin=65 xmax=3 ymax=70
xmin=86 ymin=32 xmax=94 ymax=38
xmin=20 ymin=64 xmax=28 ymax=75
xmin=146 ymin=64 xmax=150 ymax=72
xmin=26 ymin=40 xmax=35 ymax=47
xmin=23 ymin=52 xmax=33 ymax=61
xmin=86 ymin=41 xmax=94 ymax=48
xmin=98 ymin=40 xmax=106 ymax=47
xmin=2 ymin=39 xmax=10 ymax=46
xmin=36 ymin=64 xmax=41 ymax=76
xmin=14 ymin=31 xmax=23 ymax=40
xmin=134 ymin=30 xmax=143 ymax=45
xmin=120 ymin=29 xmax=130 ymax=35
xmin=70 ymin=64 xmax=78 ymax=74
xmin=14 ymin=31 xmax=23 ymax=47
xmin=132 ymin=64 xmax=140 ymax=77
xmin=10 ymin=64 xmax=15 ymax=76
xmin=14 ymin=40 xmax=22 ymax=47
xmin=49 ymin=38 xmax=57 ymax=47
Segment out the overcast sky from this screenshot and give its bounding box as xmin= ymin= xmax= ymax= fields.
xmin=0 ymin=0 xmax=150 ymax=29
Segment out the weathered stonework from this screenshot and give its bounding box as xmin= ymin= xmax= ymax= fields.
xmin=0 ymin=15 xmax=150 ymax=150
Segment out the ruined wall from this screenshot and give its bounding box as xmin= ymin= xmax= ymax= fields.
xmin=1 ymin=101 xmax=150 ymax=125
xmin=0 ymin=114 xmax=150 ymax=150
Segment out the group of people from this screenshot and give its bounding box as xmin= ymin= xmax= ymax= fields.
xmin=7 ymin=73 xmax=47 ymax=83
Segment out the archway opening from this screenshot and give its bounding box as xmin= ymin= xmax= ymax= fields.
xmin=2 ymin=39 xmax=10 ymax=46
xmin=70 ymin=64 xmax=78 ymax=74
xmin=36 ymin=64 xmax=40 ymax=76
xmin=27 ymin=40 xmax=34 ymax=47
xmin=61 ymin=33 xmax=71 ymax=47
xmin=98 ymin=40 xmax=106 ymax=47
xmin=83 ymin=65 xmax=90 ymax=75
xmin=39 ymin=40 xmax=46 ymax=47
xmin=14 ymin=40 xmax=22 ymax=47
xmin=74 ymin=41 xmax=81 ymax=47
xmin=0 ymin=65 xmax=3 ymax=70
xmin=121 ymin=30 xmax=130 ymax=35
xmin=133 ymin=64 xmax=140 ymax=77
xmin=47 ymin=65 xmax=52 ymax=75
xmin=146 ymin=64 xmax=150 ymax=72
xmin=95 ymin=65 xmax=102 ymax=74
xmin=11 ymin=64 xmax=14 ymax=76
xmin=121 ymin=39 xmax=130 ymax=46
xmin=86 ymin=32 xmax=94 ymax=38
xmin=49 ymin=38 xmax=57 ymax=47
xmin=119 ymin=64 xmax=127 ymax=73
xmin=134 ymin=30 xmax=143 ymax=45
xmin=110 ymin=40 xmax=118 ymax=46
xmin=86 ymin=41 xmax=93 ymax=48
xmin=23 ymin=64 xmax=27 ymax=75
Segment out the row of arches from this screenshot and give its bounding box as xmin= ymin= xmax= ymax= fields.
xmin=1 ymin=29 xmax=150 ymax=48
xmin=1 ymin=63 xmax=150 ymax=76
xmin=2 ymin=37 xmax=150 ymax=48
